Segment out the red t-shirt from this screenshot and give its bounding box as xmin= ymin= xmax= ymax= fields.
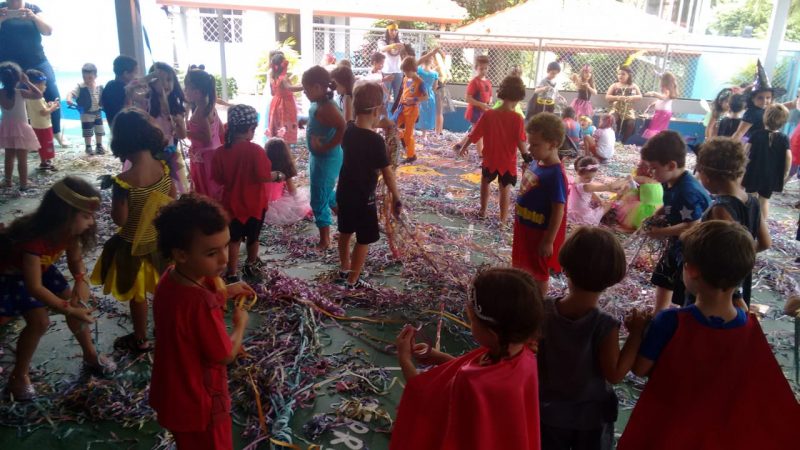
xmin=0 ymin=238 xmax=65 ymax=272
xmin=468 ymin=109 xmax=526 ymax=176
xmin=790 ymin=124 xmax=800 ymax=165
xmin=465 ymin=77 xmax=492 ymax=124
xmin=149 ymin=268 xmax=232 ymax=432
xmin=211 ymin=140 xmax=271 ymax=223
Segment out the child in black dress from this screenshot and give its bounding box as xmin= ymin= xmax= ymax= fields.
xmin=741 ymin=103 xmax=790 ymax=220
xmin=716 ymin=94 xmax=744 ymax=137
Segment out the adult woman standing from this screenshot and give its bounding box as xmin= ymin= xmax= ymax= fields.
xmin=377 ymin=22 xmax=404 ymax=105
xmin=0 ymin=1 xmax=65 ymax=146
xmin=606 ymin=65 xmax=642 ymax=143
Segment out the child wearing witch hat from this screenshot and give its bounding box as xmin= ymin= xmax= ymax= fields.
xmin=732 ymin=59 xmax=796 ymax=142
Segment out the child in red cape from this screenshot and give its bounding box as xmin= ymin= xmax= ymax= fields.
xmin=391 ymin=267 xmax=544 ymax=450
xmin=619 ymin=221 xmax=800 ymax=450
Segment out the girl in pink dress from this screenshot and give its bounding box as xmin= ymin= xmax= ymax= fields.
xmin=642 ymin=72 xmax=677 ymax=139
xmin=184 ymin=69 xmax=223 ymax=200
xmin=264 ymin=138 xmax=311 ymax=225
xmin=570 ymin=65 xmax=596 ymax=119
xmin=267 ymin=52 xmax=303 ymax=144
xmin=148 ymin=63 xmax=189 ymax=193
xmin=567 ymin=156 xmax=623 ymax=226
xmin=0 ymin=62 xmax=43 ymax=191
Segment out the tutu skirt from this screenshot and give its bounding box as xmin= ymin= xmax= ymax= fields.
xmin=0 ymin=119 xmax=40 ymax=150
xmin=90 ymin=235 xmax=166 ymax=303
xmin=571 ymin=98 xmax=594 ymax=120
xmin=265 ymin=182 xmax=312 ymax=225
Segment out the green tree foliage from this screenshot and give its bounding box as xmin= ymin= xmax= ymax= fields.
xmin=708 ymin=0 xmax=800 ymax=42
xmin=454 ymin=0 xmax=526 ymax=21
xmin=256 ymin=37 xmax=301 ymax=95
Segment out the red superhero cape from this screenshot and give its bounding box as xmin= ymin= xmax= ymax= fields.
xmin=618 ymin=311 xmax=800 ymax=450
xmin=390 ymin=347 xmax=540 ymax=450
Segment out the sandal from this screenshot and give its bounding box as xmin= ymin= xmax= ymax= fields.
xmin=3 ymin=377 xmax=36 ymax=402
xmin=83 ymin=354 xmax=117 ymax=377
xmin=113 ymin=333 xmax=153 ymax=354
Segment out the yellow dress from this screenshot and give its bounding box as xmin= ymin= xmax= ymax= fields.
xmin=91 ymin=162 xmax=173 ymax=303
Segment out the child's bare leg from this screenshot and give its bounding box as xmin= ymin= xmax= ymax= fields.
xmin=317 ymin=226 xmax=331 ymax=250
xmin=654 ymin=286 xmax=673 ymax=313
xmin=346 ymin=243 xmax=370 ymax=284
xmin=9 ymin=308 xmax=49 ymax=387
xmin=476 ymin=138 xmax=484 ymax=157
xmin=17 ymin=149 xmax=28 ymax=188
xmin=59 ymin=287 xmax=100 ymax=363
xmin=227 ymin=240 xmax=242 ymax=274
xmin=479 ymin=179 xmax=490 ymax=218
xmin=338 ymin=232 xmax=353 ymax=272
xmin=758 ymin=195 xmax=769 ymax=221
xmin=3 ymin=148 xmax=14 ymax=186
xmin=244 ymin=238 xmax=259 ymax=264
xmin=130 ymin=299 xmax=149 ymax=344
xmin=499 ymin=183 xmax=511 ymax=223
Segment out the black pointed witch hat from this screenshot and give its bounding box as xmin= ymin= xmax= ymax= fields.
xmin=752 ymin=59 xmax=786 ymax=97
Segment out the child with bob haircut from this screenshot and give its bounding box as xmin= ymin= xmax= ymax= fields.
xmin=513 ymin=112 xmax=569 ymax=296
xmin=336 ymin=82 xmax=402 ymax=289
xmin=620 ymin=221 xmax=800 ymax=450
xmin=1 ymin=177 xmax=114 ymax=400
xmin=696 ymin=137 xmax=770 ymax=308
xmin=391 ymin=267 xmax=544 ymax=450
xmin=92 ymin=108 xmax=176 ymax=353
xmin=455 ymin=75 xmax=532 ymax=223
xmin=213 ymin=104 xmax=285 ymax=281
xmin=150 ymin=194 xmax=253 ymax=450
xmin=302 ymin=65 xmax=346 ymax=251
xmin=741 ymin=103 xmax=791 ymax=220
xmin=539 ymin=226 xmax=647 ymax=449
xmin=640 ymin=130 xmax=710 ymax=311
xmin=331 ymin=65 xmax=355 ymax=122
xmin=264 ymin=138 xmax=311 ymax=225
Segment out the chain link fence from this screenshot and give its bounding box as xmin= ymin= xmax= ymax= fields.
xmin=313 ymin=24 xmax=800 ymax=103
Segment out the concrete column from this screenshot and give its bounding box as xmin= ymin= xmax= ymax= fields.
xmin=217 ymin=10 xmax=228 ymax=101
xmin=115 ymin=0 xmax=146 ymax=75
xmin=763 ymin=0 xmax=791 ymax=77
xmin=300 ymin=3 xmax=314 ymax=69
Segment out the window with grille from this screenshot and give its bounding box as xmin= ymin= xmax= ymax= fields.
xmin=200 ymin=9 xmax=243 ymax=43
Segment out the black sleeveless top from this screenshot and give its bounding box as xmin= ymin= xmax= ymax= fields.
xmin=0 ymin=3 xmax=46 ymax=69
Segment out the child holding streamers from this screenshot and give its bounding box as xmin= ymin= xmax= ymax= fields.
xmin=264 ymin=138 xmax=311 ymax=225
xmin=513 ymin=113 xmax=569 ymax=296
xmin=0 ymin=62 xmax=42 ymax=191
xmin=391 ymin=268 xmax=544 ymax=450
xmin=568 ymin=156 xmax=624 ymax=226
xmin=337 ymin=83 xmax=402 ymax=289
xmin=695 ymin=137 xmax=770 ymax=307
xmin=570 ymin=64 xmax=596 ymax=119
xmin=1 ymin=177 xmax=114 ymax=400
xmin=331 ymin=65 xmax=355 ymax=122
xmin=641 ymin=131 xmax=711 ymax=311
xmin=741 ymin=103 xmax=790 ymax=220
xmin=620 ymin=221 xmax=800 ymax=450
xmin=302 ymin=66 xmax=346 ymax=251
xmin=150 ymin=194 xmax=253 ymax=450
xmin=455 ymin=75 xmax=532 ymax=223
xmin=465 ymin=55 xmax=492 ymax=157
xmin=212 ymin=105 xmax=285 ymax=281
xmin=539 ymin=226 xmax=647 ymax=449
xmin=24 ymin=69 xmax=58 ymax=171
xmin=392 ymin=56 xmax=427 ymax=164
xmin=92 ymin=108 xmax=176 ymax=353
xmin=184 ymin=69 xmax=223 ymax=200
xmin=147 ymin=62 xmax=189 ymax=193
xmin=267 ymin=51 xmax=302 ymax=144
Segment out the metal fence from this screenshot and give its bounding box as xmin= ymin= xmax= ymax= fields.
xmin=312 ymin=24 xmax=800 ymax=103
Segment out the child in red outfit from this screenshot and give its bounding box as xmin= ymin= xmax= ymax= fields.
xmin=512 ymin=113 xmax=569 ymax=296
xmin=465 ymin=55 xmax=492 ymax=157
xmin=455 ymin=75 xmax=532 ymax=223
xmin=212 ymin=105 xmax=285 ymax=282
xmin=391 ymin=268 xmax=544 ymax=450
xmin=150 ymin=194 xmax=253 ymax=450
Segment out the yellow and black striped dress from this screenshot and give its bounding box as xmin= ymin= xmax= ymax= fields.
xmin=91 ymin=162 xmax=173 ymax=303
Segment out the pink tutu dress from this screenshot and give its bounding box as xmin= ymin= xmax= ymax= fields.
xmin=0 ymin=91 xmax=40 ymax=150
xmin=567 ymin=181 xmax=605 ymax=226
xmin=264 ymin=181 xmax=312 ymax=225
xmin=188 ymin=113 xmax=223 ymax=200
xmin=642 ymin=99 xmax=672 ymax=139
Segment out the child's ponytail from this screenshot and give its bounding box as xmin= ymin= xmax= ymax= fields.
xmin=0 ymin=61 xmax=21 ymax=99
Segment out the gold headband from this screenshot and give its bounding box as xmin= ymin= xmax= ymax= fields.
xmin=386 ymin=23 xmax=398 ymax=30
xmin=52 ymin=180 xmax=101 ymax=213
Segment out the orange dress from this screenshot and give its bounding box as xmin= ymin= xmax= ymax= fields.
xmin=267 ymin=74 xmax=298 ymax=144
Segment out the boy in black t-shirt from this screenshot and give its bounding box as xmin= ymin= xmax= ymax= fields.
xmin=101 ymin=55 xmax=138 ymax=129
xmin=337 ymin=82 xmax=402 ymax=289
